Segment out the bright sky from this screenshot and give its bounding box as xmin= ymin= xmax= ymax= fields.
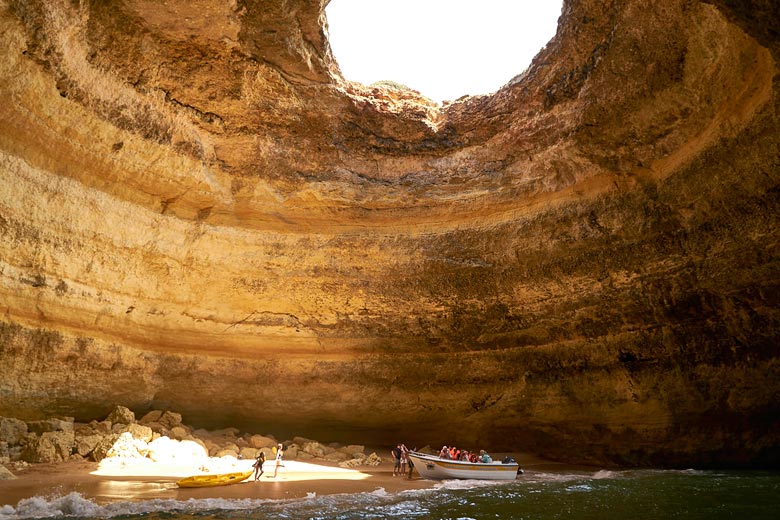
xmin=325 ymin=0 xmax=563 ymax=102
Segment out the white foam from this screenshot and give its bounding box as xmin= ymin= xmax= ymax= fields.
xmin=0 ymin=492 xmax=276 ymax=520
xmin=0 ymin=486 xmax=410 ymax=520
xmin=591 ymin=469 xmax=620 ymax=479
xmin=431 ymin=478 xmax=504 ymax=491
xmin=1 ymin=493 xmax=102 ymax=519
xmin=368 ymin=487 xmax=390 ymax=497
xmin=518 ymin=471 xmax=587 ymax=485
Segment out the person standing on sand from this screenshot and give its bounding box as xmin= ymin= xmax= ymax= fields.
xmin=272 ymin=443 xmax=284 ymax=478
xmin=400 ymin=444 xmax=409 ymax=476
xmin=391 ymin=444 xmax=402 ymax=476
xmin=253 ymin=450 xmax=265 ymax=481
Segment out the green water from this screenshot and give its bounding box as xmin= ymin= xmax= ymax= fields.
xmin=1 ymin=468 xmax=777 ymax=519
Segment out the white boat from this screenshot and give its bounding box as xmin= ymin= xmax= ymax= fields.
xmin=407 ymin=451 xmax=521 ymax=481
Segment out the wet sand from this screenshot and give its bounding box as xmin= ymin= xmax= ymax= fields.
xmin=0 ymin=458 xmax=433 ymax=507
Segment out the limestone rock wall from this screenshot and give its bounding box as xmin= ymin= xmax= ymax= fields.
xmin=1 ymin=0 xmax=778 ymax=467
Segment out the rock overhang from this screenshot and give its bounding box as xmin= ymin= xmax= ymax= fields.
xmin=0 ymin=0 xmax=779 ymax=467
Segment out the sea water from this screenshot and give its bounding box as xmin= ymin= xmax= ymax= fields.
xmin=1 ymin=468 xmax=778 ymax=520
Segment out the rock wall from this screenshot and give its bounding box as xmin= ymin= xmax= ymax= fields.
xmin=1 ymin=0 xmax=778 ymax=467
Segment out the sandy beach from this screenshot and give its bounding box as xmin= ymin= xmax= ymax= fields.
xmin=0 ymin=451 xmax=561 ymax=509
xmin=0 ymin=456 xmax=435 ymax=507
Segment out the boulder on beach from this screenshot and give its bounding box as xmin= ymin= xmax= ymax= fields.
xmin=138 ymin=410 xmax=164 ymax=424
xmin=215 ymin=448 xmax=239 ymax=459
xmin=91 ymin=434 xmax=120 ymax=462
xmin=87 ymin=420 xmax=112 ymax=435
xmin=249 ymin=434 xmax=276 ymax=449
xmin=157 ymin=411 xmax=183 ymax=429
xmin=26 ymin=418 xmax=74 ymax=434
xmin=169 ymin=426 xmax=189 ymax=440
xmin=21 ymin=431 xmax=75 ymax=463
xmin=283 ymin=445 xmax=298 ymax=460
xmin=339 ymin=445 xmax=366 ymax=458
xmin=122 ymin=423 xmax=154 ymax=443
xmin=302 ymin=441 xmax=326 ymax=458
xmin=324 ymin=451 xmax=349 ymax=462
xmin=364 ymin=453 xmax=382 ymax=466
xmin=0 ymin=417 xmax=28 ymax=445
xmin=75 ymin=434 xmax=103 ymax=457
xmin=105 ymin=405 xmax=135 ymax=426
xmin=0 ymin=464 xmax=16 ymax=480
xmin=239 ymin=446 xmax=257 ymax=460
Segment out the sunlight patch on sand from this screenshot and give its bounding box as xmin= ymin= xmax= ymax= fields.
xmin=92 ymin=458 xmax=371 ymax=481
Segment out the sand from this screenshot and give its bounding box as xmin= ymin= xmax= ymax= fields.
xmin=0 ymin=457 xmax=434 ymax=507
xmin=0 ymin=450 xmax=562 ymax=509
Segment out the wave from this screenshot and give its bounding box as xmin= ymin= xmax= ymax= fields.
xmin=430 ymin=479 xmax=505 ymax=491
xmin=0 ymin=487 xmax=433 ymax=520
xmin=0 ymin=492 xmax=273 ymax=520
xmin=519 ymin=471 xmax=591 ymax=485
xmin=591 ymin=469 xmax=620 ymax=479
xmin=0 ymin=482 xmax=488 ymax=520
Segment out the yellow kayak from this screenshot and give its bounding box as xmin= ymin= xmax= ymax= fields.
xmin=176 ymin=470 xmax=253 ymax=488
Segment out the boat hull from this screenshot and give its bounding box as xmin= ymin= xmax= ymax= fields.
xmin=176 ymin=470 xmax=253 ymax=488
xmin=408 ymin=452 xmax=519 ymax=481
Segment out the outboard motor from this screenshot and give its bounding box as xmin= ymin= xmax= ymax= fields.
xmin=501 ymin=456 xmax=524 ymax=475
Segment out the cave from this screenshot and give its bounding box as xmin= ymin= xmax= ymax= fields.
xmin=0 ymin=0 xmax=778 ymax=468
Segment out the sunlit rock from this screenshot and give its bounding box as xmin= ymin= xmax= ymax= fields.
xmin=106 ymin=432 xmax=149 ymax=459
xmin=105 ymin=406 xmax=135 ymax=427
xmin=0 ymin=465 xmax=16 ymax=480
xmin=74 ymin=434 xmax=102 ymax=458
xmin=21 ymin=431 xmax=75 ymax=463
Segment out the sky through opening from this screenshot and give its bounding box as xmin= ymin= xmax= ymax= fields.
xmin=326 ymin=0 xmax=564 ymax=103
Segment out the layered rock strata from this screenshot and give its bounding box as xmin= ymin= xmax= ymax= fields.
xmin=1 ymin=0 xmax=778 ymax=466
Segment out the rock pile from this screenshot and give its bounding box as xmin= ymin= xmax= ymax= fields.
xmin=0 ymin=405 xmax=381 ymax=474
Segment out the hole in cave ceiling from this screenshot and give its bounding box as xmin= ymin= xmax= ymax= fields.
xmin=325 ymin=0 xmax=564 ymax=103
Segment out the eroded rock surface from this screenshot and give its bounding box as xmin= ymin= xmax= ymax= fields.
xmin=1 ymin=0 xmax=778 ymax=467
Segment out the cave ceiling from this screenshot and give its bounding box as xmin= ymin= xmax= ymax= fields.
xmin=0 ymin=0 xmax=779 ymax=466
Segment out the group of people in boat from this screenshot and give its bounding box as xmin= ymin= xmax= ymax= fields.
xmin=438 ymin=445 xmax=493 ymax=463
